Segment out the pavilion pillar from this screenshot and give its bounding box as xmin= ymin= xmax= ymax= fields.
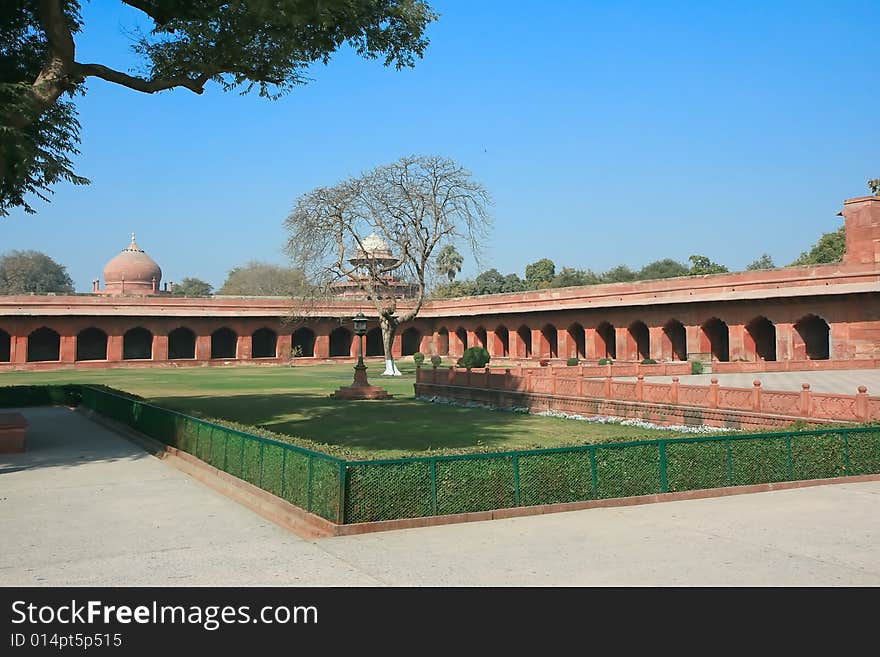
xmin=485 ymin=329 xmax=498 ymax=357
xmin=195 ymin=334 xmax=211 ymax=361
xmin=277 ymin=334 xmax=292 ymax=360
xmin=392 ymin=333 xmax=402 ymax=358
xmin=585 ymin=327 xmax=598 ymax=359
xmin=237 ymin=334 xmax=252 ymax=360
xmin=107 ymin=335 xmax=123 ymax=362
xmin=615 ymin=326 xmax=629 ymax=361
xmin=777 ymin=323 xmax=794 ymax=361
xmin=685 ymin=324 xmax=702 ymax=360
xmin=313 ymin=331 xmax=330 ymax=359
xmin=11 ymin=335 xmax=27 ymax=364
xmin=728 ymin=324 xmax=746 ymax=361
xmin=649 ymin=326 xmax=664 ymax=361
xmin=531 ymin=328 xmax=544 ymax=359
xmin=59 ymin=335 xmax=76 ymax=363
xmin=558 ymin=329 xmax=571 ymax=359
xmin=153 ymin=334 xmax=168 ymax=361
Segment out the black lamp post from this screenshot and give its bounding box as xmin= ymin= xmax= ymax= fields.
xmin=331 ymin=312 xmax=391 ymax=398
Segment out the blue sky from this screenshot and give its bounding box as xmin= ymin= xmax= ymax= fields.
xmin=3 ymin=1 xmax=878 ymax=291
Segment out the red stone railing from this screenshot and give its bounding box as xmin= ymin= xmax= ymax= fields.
xmin=416 ymin=365 xmax=880 ymax=423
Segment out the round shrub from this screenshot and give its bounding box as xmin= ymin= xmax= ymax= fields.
xmin=413 ymin=352 xmax=425 ymax=366
xmin=690 ymin=360 xmax=704 ymax=375
xmin=598 ymin=357 xmax=614 ymax=365
xmin=641 ymin=358 xmax=657 ymax=365
xmin=430 ymin=355 xmax=442 ymax=367
xmin=460 ymin=346 xmax=490 ymax=369
xmin=566 ymin=357 xmax=579 ymax=366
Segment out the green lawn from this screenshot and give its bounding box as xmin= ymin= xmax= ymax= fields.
xmin=0 ymin=360 xmax=676 ymax=458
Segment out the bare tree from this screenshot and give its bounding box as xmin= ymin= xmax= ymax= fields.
xmin=284 ymin=155 xmax=492 ymax=375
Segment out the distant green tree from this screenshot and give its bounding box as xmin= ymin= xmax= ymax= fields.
xmin=500 ymin=273 xmax=526 ymax=293
xmin=171 ymin=277 xmax=213 ymax=297
xmin=869 ymin=178 xmax=880 ymax=196
xmin=790 ymin=226 xmax=846 ymax=266
xmin=525 ymin=258 xmax=556 ymax=289
xmin=473 ymin=268 xmax=506 ymax=295
xmin=745 ymin=254 xmax=776 ymax=271
xmin=602 ymin=264 xmax=637 ymax=283
xmin=432 ymin=279 xmax=476 ymax=298
xmin=637 ymin=258 xmax=689 ymax=280
xmin=551 ymin=267 xmax=601 ymax=288
xmin=688 ymin=255 xmax=729 ymax=275
xmin=435 ymin=244 xmax=464 ymax=282
xmin=219 ymin=261 xmax=308 ymax=296
xmin=0 ymin=250 xmax=74 ymax=295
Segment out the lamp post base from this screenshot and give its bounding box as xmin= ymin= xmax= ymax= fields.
xmin=331 ymin=360 xmax=392 ymax=400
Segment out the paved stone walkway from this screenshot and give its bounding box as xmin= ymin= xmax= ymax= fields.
xmin=2 ymin=407 xmax=879 ymax=586
xmin=622 ymin=368 xmax=880 ymax=394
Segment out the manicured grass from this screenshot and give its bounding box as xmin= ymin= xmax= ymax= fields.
xmin=0 ymin=361 xmax=675 ymax=458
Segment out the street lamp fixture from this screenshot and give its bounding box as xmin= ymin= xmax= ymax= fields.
xmin=330 ymin=312 xmax=392 ymax=400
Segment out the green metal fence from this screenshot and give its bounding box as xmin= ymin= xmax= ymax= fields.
xmin=3 ymin=385 xmax=880 ymax=526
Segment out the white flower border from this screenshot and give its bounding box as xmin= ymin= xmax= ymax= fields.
xmin=416 ymin=395 xmax=733 ymax=434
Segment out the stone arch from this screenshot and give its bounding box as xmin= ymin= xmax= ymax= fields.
xmin=627 ymin=321 xmax=650 ymax=361
xmin=794 ymin=314 xmax=830 ymax=360
xmin=700 ymin=317 xmax=730 ymax=362
xmin=663 ymin=319 xmax=687 ymax=361
xmin=435 ymin=327 xmax=449 ymax=356
xmin=211 ymin=328 xmax=237 ymax=359
xmin=329 ymin=327 xmax=352 ymax=357
xmin=365 ymin=327 xmax=383 ymax=357
xmin=292 ymin=327 xmax=315 ymax=357
xmin=0 ymin=328 xmax=9 ymax=362
xmin=401 ymin=327 xmax=422 ymax=356
xmin=541 ymin=324 xmax=558 ymax=358
xmin=567 ymin=323 xmax=586 ymax=359
xmin=252 ymin=328 xmax=277 ymax=359
xmin=123 ymin=327 xmax=153 ymax=360
xmin=745 ymin=316 xmax=776 ymax=361
xmin=517 ymin=325 xmax=532 ymax=358
xmin=596 ymin=322 xmax=616 ymax=359
xmin=474 ymin=327 xmax=487 ymax=349
xmin=76 ymin=327 xmax=107 ymax=361
xmin=27 ymin=327 xmax=60 ymax=362
xmin=168 ymin=327 xmax=196 ymax=359
xmin=494 ymin=325 xmax=510 ymax=357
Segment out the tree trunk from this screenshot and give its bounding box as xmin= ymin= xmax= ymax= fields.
xmin=379 ymin=315 xmax=401 ymax=376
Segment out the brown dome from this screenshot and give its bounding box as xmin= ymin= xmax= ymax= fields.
xmin=103 ymin=234 xmax=162 ymax=292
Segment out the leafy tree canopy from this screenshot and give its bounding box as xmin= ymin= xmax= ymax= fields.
xmin=688 ymin=255 xmax=729 ymax=276
xmin=790 ymin=226 xmax=846 ymax=266
xmin=170 ymin=277 xmax=213 ymax=297
xmin=0 ymin=249 xmax=74 ymax=294
xmin=869 ymin=178 xmax=880 ymax=196
xmin=552 ymin=267 xmax=602 ymax=288
xmin=472 ymin=268 xmax=506 ymax=295
xmin=637 ymin=258 xmax=689 ymax=280
xmin=602 ymin=264 xmax=637 ymax=283
xmin=219 ymin=261 xmax=308 ymax=296
xmin=1 ymin=0 xmax=437 ymax=216
xmin=524 ymin=258 xmax=555 ymax=289
xmin=745 ymin=254 xmax=776 ymax=271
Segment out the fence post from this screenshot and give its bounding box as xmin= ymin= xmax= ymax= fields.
xmin=604 ymin=375 xmax=612 ymax=399
xmin=429 ymin=459 xmax=438 ymax=516
xmin=659 ymin=441 xmax=668 ymax=493
xmin=484 ymin=367 xmax=491 ymax=388
xmin=337 ymin=461 xmax=346 ymax=524
xmin=447 ymin=366 xmax=455 ymax=385
xmin=752 ymin=380 xmax=762 ymax=412
xmin=577 ymin=371 xmax=584 ymax=397
xmin=709 ymin=378 xmax=719 ymax=408
xmin=671 ymin=377 xmax=679 ymax=405
xmin=307 ymin=455 xmax=314 ymax=513
xmin=513 ymin=454 xmax=521 ymax=506
xmin=550 ymin=368 xmax=557 ymax=395
xmin=590 ymin=447 xmax=598 ymax=498
xmin=800 ymin=383 xmax=812 ymax=417
xmin=606 ymin=361 xmax=613 ymax=378
xmin=636 ymin=375 xmax=644 ymax=402
xmin=856 ymin=386 xmax=869 ymax=420
xmin=504 ymin=368 xmax=511 ymax=390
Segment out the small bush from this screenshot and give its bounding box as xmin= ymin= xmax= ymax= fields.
xmin=598 ymin=357 xmax=614 ymax=365
xmin=641 ymin=358 xmax=657 ymax=365
xmin=413 ymin=352 xmax=425 ymax=366
xmin=460 ymin=346 xmax=490 ymax=369
xmin=430 ymin=355 xmax=442 ymax=367
xmin=566 ymin=357 xmax=579 ymax=366
xmin=690 ymin=360 xmax=704 ymax=375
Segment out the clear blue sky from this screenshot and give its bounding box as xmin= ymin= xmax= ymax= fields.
xmin=3 ymin=1 xmax=878 ymax=292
